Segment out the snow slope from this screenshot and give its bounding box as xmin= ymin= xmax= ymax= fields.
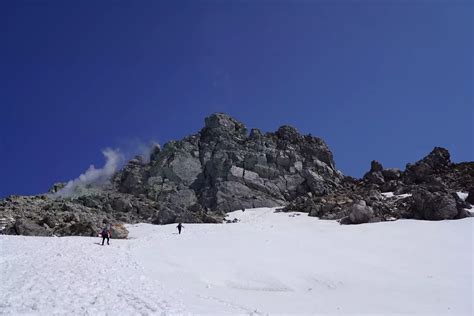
xmin=1 ymin=208 xmax=473 ymax=315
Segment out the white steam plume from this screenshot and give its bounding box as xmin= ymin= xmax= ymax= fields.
xmin=118 ymin=138 xmax=159 ymax=163
xmin=55 ymin=148 xmax=124 ymax=197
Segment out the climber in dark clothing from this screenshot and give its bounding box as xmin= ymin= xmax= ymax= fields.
xmin=101 ymin=227 xmax=110 ymax=245
xmin=176 ymin=223 xmax=184 ymax=234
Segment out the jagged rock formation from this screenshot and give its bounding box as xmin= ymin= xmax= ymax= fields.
xmin=1 ymin=113 xmax=472 ymax=236
xmin=113 ymin=113 xmax=343 ymax=222
xmin=284 ymin=147 xmax=473 ymax=223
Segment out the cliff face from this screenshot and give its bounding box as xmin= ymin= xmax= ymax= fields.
xmin=1 ymin=113 xmax=472 ymax=236
xmin=115 ymin=113 xmax=343 ymax=217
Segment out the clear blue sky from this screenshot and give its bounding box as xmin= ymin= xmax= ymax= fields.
xmin=1 ymin=1 xmax=472 ymax=198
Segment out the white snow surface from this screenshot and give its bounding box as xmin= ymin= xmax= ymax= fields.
xmin=457 ymin=192 xmax=469 ymax=201
xmin=381 ymin=192 xmax=395 ymax=198
xmin=381 ymin=192 xmax=413 ymax=199
xmin=1 ymin=207 xmax=473 ymax=315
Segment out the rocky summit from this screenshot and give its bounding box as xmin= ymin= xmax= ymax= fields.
xmin=1 ymin=113 xmax=473 ymax=236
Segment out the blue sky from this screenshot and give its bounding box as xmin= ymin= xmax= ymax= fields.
xmin=1 ymin=1 xmax=472 ymax=197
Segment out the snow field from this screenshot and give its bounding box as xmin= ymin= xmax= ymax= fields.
xmin=1 ymin=207 xmax=473 ymax=315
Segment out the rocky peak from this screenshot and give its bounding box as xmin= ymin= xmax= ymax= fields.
xmin=407 ymin=147 xmax=452 ymax=171
xmin=276 ymin=125 xmax=301 ymax=142
xmin=403 ymin=147 xmax=453 ymax=185
xmin=370 ymin=160 xmax=384 ymax=173
xmin=422 ymin=147 xmax=452 ymax=169
xmin=202 ymin=113 xmax=247 ymax=137
xmin=363 ymin=158 xmax=402 ymax=190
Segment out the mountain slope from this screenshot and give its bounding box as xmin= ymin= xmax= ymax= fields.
xmin=0 ymin=113 xmax=472 ymax=237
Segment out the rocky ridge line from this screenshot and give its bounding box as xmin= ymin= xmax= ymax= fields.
xmin=1 ymin=113 xmax=472 ymax=236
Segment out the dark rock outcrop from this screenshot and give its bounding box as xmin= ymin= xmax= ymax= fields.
xmin=0 ymin=194 xmax=133 ymax=237
xmin=122 ymin=113 xmax=344 ymax=225
xmin=409 ymin=189 xmax=460 ymax=220
xmin=282 ymin=145 xmax=473 ymax=224
xmin=466 ymin=187 xmax=474 ymax=205
xmin=363 ymin=160 xmax=402 ymax=189
xmin=403 ymin=147 xmax=452 ymax=185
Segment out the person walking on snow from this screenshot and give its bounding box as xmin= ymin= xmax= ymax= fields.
xmin=101 ymin=226 xmax=111 ymax=245
xmin=176 ymin=223 xmax=184 ymax=234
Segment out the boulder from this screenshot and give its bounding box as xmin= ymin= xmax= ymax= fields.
xmin=14 ymin=218 xmax=50 ymax=236
xmin=344 ymin=200 xmax=374 ymax=224
xmin=410 ymin=189 xmax=463 ymax=220
xmin=110 ymin=223 xmax=129 ymax=239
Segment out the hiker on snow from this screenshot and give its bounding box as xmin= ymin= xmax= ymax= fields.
xmin=101 ymin=226 xmax=111 ymax=245
xmin=176 ymin=223 xmax=184 ymax=234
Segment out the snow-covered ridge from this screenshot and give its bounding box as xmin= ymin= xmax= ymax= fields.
xmin=1 ymin=207 xmax=473 ymax=315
